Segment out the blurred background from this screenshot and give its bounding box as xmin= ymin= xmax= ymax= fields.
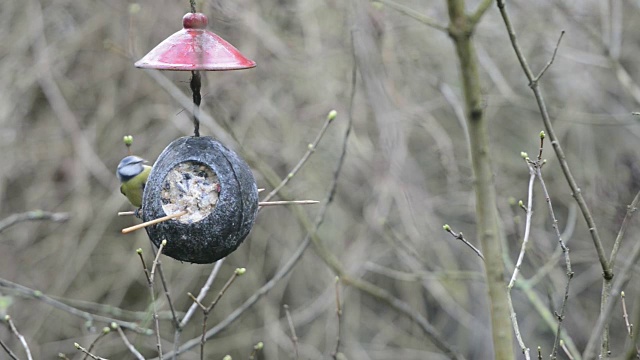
xmin=1 ymin=0 xmax=640 ymax=358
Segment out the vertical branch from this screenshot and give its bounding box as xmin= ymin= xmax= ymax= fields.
xmin=445 ymin=0 xmax=515 ymax=357
xmin=506 ymin=153 xmax=536 ymax=360
xmin=536 ymin=161 xmax=574 ymax=359
xmin=137 ymin=241 xmax=167 ymax=360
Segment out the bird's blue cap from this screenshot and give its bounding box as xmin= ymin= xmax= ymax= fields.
xmin=117 ymin=155 xmax=147 ymax=182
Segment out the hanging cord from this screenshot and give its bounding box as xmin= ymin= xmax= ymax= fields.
xmin=189 ymin=0 xmax=200 ymax=137
xmin=190 ymin=71 xmax=202 ymax=137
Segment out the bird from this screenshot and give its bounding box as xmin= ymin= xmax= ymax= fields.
xmin=116 ymin=155 xmax=152 ymax=208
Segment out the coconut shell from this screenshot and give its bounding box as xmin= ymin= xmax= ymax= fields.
xmin=142 ymin=136 xmax=258 ymax=263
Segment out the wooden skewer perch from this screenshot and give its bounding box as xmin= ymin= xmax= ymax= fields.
xmin=122 ymin=210 xmax=188 ymax=234
xmin=120 ymin=199 xmax=318 ymax=233
xmin=259 ymin=200 xmax=319 ymax=206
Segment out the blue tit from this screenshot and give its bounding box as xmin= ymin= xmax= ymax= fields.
xmin=117 ymin=155 xmax=152 ymax=208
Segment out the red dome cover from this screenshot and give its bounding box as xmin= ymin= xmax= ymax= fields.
xmin=135 ymin=13 xmax=256 ymax=71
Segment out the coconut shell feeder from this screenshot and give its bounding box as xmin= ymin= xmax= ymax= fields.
xmin=142 ymin=136 xmax=258 ymax=263
xmin=124 ymin=6 xmax=318 ymax=264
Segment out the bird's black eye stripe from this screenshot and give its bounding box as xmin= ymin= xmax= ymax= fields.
xmin=119 ymin=174 xmax=137 ymax=182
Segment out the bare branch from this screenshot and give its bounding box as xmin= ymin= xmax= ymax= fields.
xmin=533 ymin=31 xmax=565 ymax=82
xmin=0 ymin=211 xmax=69 ymax=234
xmin=442 ymin=225 xmax=485 ymax=261
xmin=4 ymin=316 xmax=33 ymax=360
xmin=373 ymin=0 xmax=448 ymax=33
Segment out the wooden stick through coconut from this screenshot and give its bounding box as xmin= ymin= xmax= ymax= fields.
xmin=122 ymin=210 xmax=188 ymax=234
xmin=259 ymin=200 xmax=319 ymax=206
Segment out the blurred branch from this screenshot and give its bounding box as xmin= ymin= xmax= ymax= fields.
xmin=583 ymin=232 xmax=640 ymax=359
xmin=0 ymin=278 xmax=151 ymax=334
xmin=331 ymin=278 xmax=343 ymax=359
xmin=262 ymin=110 xmax=336 ymax=204
xmin=0 ymin=210 xmax=69 ymax=234
xmin=373 ymin=0 xmax=448 ymax=33
xmin=31 ymin=1 xmax=116 ymax=190
xmin=283 ymin=304 xmax=299 ymax=359
xmin=555 ymin=2 xmax=640 ymax=105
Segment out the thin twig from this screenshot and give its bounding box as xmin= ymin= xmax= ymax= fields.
xmin=534 ymin=137 xmax=574 ymax=359
xmin=259 ymin=200 xmax=319 ymax=207
xmin=154 ymin=260 xmax=179 ymax=328
xmin=534 ymin=31 xmax=565 ymax=82
xmin=583 ymin=235 xmax=640 ymax=359
xmin=74 ymin=343 xmax=107 ymax=360
xmin=115 ymin=324 xmax=145 ymax=360
xmin=622 ymin=292 xmax=633 ymax=337
xmin=262 ymin=111 xmax=336 ymax=204
xmin=149 ymin=240 xmax=167 ymax=284
xmin=621 ymin=292 xmax=640 ymax=357
xmin=283 ymin=304 xmax=299 ymax=359
xmin=138 ymin=243 xmax=166 ymax=360
xmin=0 ymin=278 xmax=150 ymax=334
xmin=609 ymin=190 xmax=640 ymax=267
xmin=191 ymin=268 xmax=245 ymax=360
xmin=4 ymin=316 xmax=33 ymax=360
xmin=82 ymin=327 xmax=110 ymax=360
xmin=122 ymin=211 xmax=188 ymax=234
xmin=0 ymin=338 xmax=19 ymax=360
xmin=373 ymin=0 xmax=448 ymax=32
xmin=249 ymin=342 xmax=264 ymax=360
xmin=508 ymin=156 xmax=536 ymax=289
xmin=505 ymin=152 xmax=537 ymax=360
xmin=468 ymin=0 xmax=493 ymax=26
xmin=180 ymin=260 xmax=225 ymax=327
xmin=442 ymin=225 xmax=485 ymax=261
xmin=0 ymin=210 xmax=69 ymax=234
xmin=507 ymin=295 xmax=531 ymax=360
xmin=331 ymin=277 xmax=343 ymax=359
xmin=560 ymin=340 xmax=574 ymax=360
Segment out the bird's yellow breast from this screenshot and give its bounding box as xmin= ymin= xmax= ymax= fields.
xmin=120 ymin=165 xmax=151 ymax=207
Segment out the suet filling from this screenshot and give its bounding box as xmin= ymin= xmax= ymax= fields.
xmin=161 ymin=161 xmax=220 ymax=224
